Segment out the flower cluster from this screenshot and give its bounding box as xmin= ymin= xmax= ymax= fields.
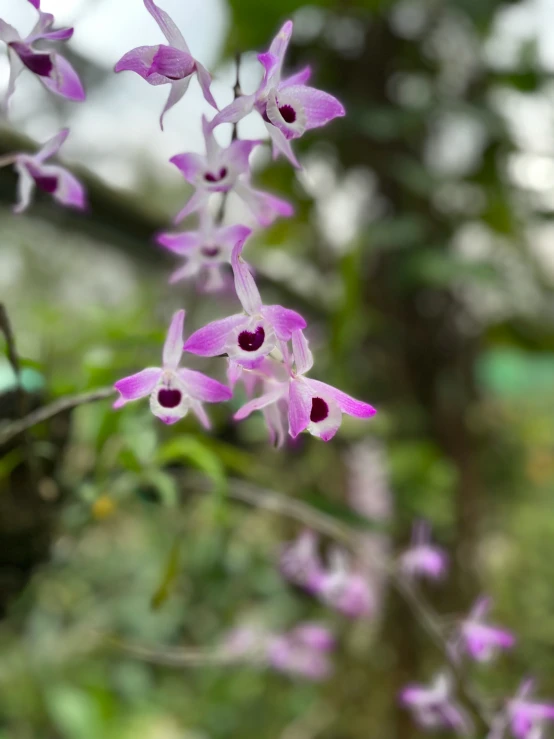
xmin=0 ymin=0 xmax=86 ymax=212
xmin=110 ymin=1 xmax=376 ymax=444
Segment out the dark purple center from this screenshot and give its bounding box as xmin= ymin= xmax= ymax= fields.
xmin=32 ymin=173 xmax=59 ymax=194
xmin=279 ymin=104 xmax=296 ymax=124
xmin=310 ymin=397 xmax=329 ymax=423
xmin=201 ymin=245 xmax=220 ymax=259
xmin=237 ymin=326 xmax=265 ymax=352
xmin=204 ymin=167 xmax=228 ymax=183
xmin=10 ymin=44 xmax=53 ymax=77
xmin=158 ymin=388 xmax=182 ymax=408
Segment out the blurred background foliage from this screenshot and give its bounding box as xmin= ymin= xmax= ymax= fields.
xmin=1 ymin=0 xmax=554 ymax=736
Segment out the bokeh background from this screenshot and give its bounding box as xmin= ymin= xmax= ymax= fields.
xmin=1 ymin=0 xmax=554 ymax=736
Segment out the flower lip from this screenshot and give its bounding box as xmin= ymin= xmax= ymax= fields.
xmin=279 ymin=104 xmax=296 ymax=123
xmin=10 ymin=43 xmax=53 ymax=76
xmin=201 ymin=244 xmax=220 ymax=259
xmin=158 ymin=388 xmax=182 ymax=408
xmin=310 ymin=397 xmax=329 ymax=423
xmin=205 ymin=167 xmax=228 ymax=183
xmin=238 ymin=326 xmax=265 ymax=352
xmin=32 ymin=172 xmax=59 ymax=193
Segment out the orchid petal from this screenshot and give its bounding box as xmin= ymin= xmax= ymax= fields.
xmin=160 ymin=76 xmax=191 ymax=129
xmin=168 ymin=261 xmax=199 ymax=284
xmin=144 ymin=0 xmax=188 ymax=51
xmin=284 ymin=85 xmax=345 ymax=131
xmin=149 ymin=45 xmax=194 ymax=79
xmin=281 ymin=65 xmax=312 ymax=88
xmin=162 ymin=309 xmax=185 ymax=369
xmin=210 ymin=94 xmax=256 ymax=129
xmin=27 ymin=0 xmax=40 ymax=7
xmin=9 ymin=42 xmax=53 ymax=77
xmin=191 ymin=399 xmax=211 ymax=429
xmin=288 ymin=378 xmax=312 ymax=438
xmin=178 ymin=368 xmax=232 ymax=402
xmin=156 ymin=229 xmax=201 ymax=254
xmin=226 ymin=138 xmax=262 ymax=174
xmin=33 ymin=26 xmax=74 ymax=42
xmin=231 ymin=238 xmax=262 ymax=315
xmin=173 ymin=189 xmax=209 ymax=223
xmin=234 ymin=180 xmax=294 ymax=226
xmin=40 ymin=53 xmax=85 ymax=101
xmin=234 ymin=385 xmax=287 ymax=421
xmin=114 ymin=46 xmax=164 ymax=83
xmin=217 ymin=223 xmax=252 ymax=249
xmin=267 ymin=20 xmax=293 ymax=81
xmin=36 ymin=128 xmax=69 ymax=162
xmin=114 ymin=367 xmax=162 ymax=408
xmin=264 ymin=121 xmax=301 ymax=168
xmin=261 ymin=305 xmax=306 ymax=341
xmin=257 ymin=52 xmax=279 ymax=87
xmin=291 ymin=329 xmax=313 ymax=375
xmin=303 ymin=379 xmax=377 ymax=418
xmin=183 ymin=314 xmax=245 ymax=356
xmin=2 ymin=49 xmax=23 ymax=112
xmin=0 ymin=20 xmax=20 ymax=44
xmin=195 ymin=61 xmax=218 ymax=109
xmin=170 ymin=151 xmax=204 ymax=183
xmin=13 ymin=161 xmax=35 ymax=214
xmin=51 ymin=166 xmax=86 ymax=210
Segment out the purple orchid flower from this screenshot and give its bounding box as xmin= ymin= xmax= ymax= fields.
xmin=457 ymin=597 xmax=515 ymax=663
xmin=157 ymin=209 xmax=252 ymax=291
xmin=184 ymin=238 xmax=306 ymax=368
xmin=114 ymin=0 xmax=216 ymax=129
xmin=0 ymin=0 xmax=85 ymax=111
xmin=506 ymin=680 xmax=554 ymax=739
xmin=400 ymin=672 xmax=473 ymax=735
xmin=399 ymin=521 xmax=448 ymax=581
xmin=279 ymin=529 xmax=323 ymax=590
xmin=235 ymin=328 xmax=376 ymax=443
xmin=210 ymin=20 xmax=345 ymax=168
xmin=171 ymin=116 xmax=293 ymax=226
xmin=114 ymin=309 xmax=232 ymax=427
xmin=0 ymin=128 xmax=86 ymax=214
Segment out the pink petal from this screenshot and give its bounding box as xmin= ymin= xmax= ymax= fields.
xmin=160 ymin=76 xmax=191 ymax=129
xmin=283 ymin=85 xmax=345 ymax=131
xmin=173 ymin=189 xmax=209 ymax=223
xmin=291 ymin=329 xmax=313 ymax=375
xmin=144 ymin=0 xmax=188 ymax=50
xmin=1 ymin=50 xmax=23 ymax=113
xmin=288 ymin=378 xmax=311 ymax=438
xmin=257 ymin=52 xmax=279 ymax=87
xmin=234 ymin=180 xmax=294 ymax=226
xmin=168 ymin=261 xmax=199 ymax=284
xmin=28 ymin=0 xmax=40 ymax=8
xmin=170 ymin=151 xmax=205 ymax=183
xmin=52 ymin=166 xmax=86 ymax=210
xmin=40 ymin=53 xmax=85 ymax=101
xmin=149 ymin=45 xmax=194 ymax=79
xmin=234 ymin=385 xmax=287 ymax=421
xmin=195 ymin=60 xmax=218 ymax=110
xmin=13 ymin=161 xmax=35 ymax=214
xmin=177 ymin=368 xmax=232 ymax=402
xmin=281 ymin=65 xmax=312 ymax=88
xmin=304 ymin=379 xmax=377 ymax=419
xmin=114 ymin=367 xmax=162 ymax=408
xmin=114 ymin=46 xmax=165 ymax=83
xmin=261 ymin=305 xmax=306 ymax=341
xmin=34 ymin=26 xmax=74 ymax=42
xmin=264 ymin=121 xmax=301 ymax=168
xmin=36 ymin=128 xmax=69 ymax=162
xmin=217 ymin=223 xmax=252 ymax=249
xmin=0 ymin=19 xmax=20 ymax=44
xmin=210 ymin=94 xmax=256 ymax=129
xmin=10 ymin=42 xmax=53 ymax=77
xmin=162 ymin=309 xmax=185 ymax=369
xmin=191 ymin=399 xmax=211 ymax=429
xmin=183 ymin=313 xmax=245 ymax=356
xmin=156 ymin=229 xmax=201 ymax=254
xmin=226 ymin=138 xmax=262 ymax=174
xmin=231 ymin=238 xmax=262 ymax=315
xmin=267 ymin=20 xmax=293 ymax=78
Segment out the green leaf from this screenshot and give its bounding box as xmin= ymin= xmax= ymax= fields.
xmin=150 ymin=539 xmax=181 ymax=610
xmin=156 ymin=435 xmax=227 ymax=494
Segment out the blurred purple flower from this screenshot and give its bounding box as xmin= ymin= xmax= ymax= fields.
xmin=211 ymin=20 xmax=345 ymax=167
xmin=400 ymin=672 xmax=473 ymax=735
xmin=399 ymin=521 xmax=448 ymax=581
xmin=157 ymin=209 xmax=252 ymax=291
xmin=184 ymin=238 xmax=306 ymax=368
xmin=0 ymin=128 xmax=86 ymax=214
xmin=114 ymin=0 xmax=216 ymax=129
xmin=489 ymin=680 xmax=554 ymax=739
xmin=114 ymin=309 xmax=231 ymax=426
xmin=171 ymin=117 xmax=293 ymax=226
xmin=0 ymin=0 xmax=84 ymax=111
xmin=279 ymin=529 xmax=323 ymax=590
xmin=457 ymin=597 xmax=515 ymax=663
xmin=235 ymin=328 xmax=376 ymax=443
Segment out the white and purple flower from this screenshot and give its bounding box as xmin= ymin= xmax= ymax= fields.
xmin=114 ymin=0 xmax=216 ymax=128
xmin=0 ymin=0 xmax=85 ymax=111
xmin=171 ymin=117 xmax=293 ymax=226
xmin=400 ymin=672 xmax=473 ymax=735
xmin=0 ymin=128 xmax=86 ymax=214
xmin=457 ymin=597 xmax=515 ymax=664
xmin=399 ymin=521 xmax=448 ymax=581
xmin=211 ymin=20 xmax=345 ymax=167
xmin=157 ymin=209 xmax=252 ymax=291
xmin=235 ymin=328 xmax=376 ymax=443
xmin=114 ymin=309 xmax=232 ymax=427
xmin=184 ymin=238 xmax=306 ymax=368
xmin=506 ymin=680 xmax=554 ymax=739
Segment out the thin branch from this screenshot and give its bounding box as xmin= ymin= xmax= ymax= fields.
xmin=0 ymin=303 xmax=21 ymax=379
xmin=103 ymin=636 xmax=236 ymax=668
xmin=0 ymin=386 xmax=114 ymax=445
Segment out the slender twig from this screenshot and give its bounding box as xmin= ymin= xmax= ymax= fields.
xmin=0 ymin=386 xmax=114 ymax=445
xmin=103 ymin=636 xmax=235 ymax=668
